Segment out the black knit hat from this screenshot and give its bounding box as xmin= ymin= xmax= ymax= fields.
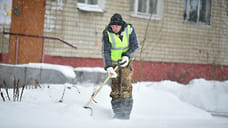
xmin=110 ymin=13 xmax=123 ymax=25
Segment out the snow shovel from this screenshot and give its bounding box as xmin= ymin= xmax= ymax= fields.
xmin=83 ymin=66 xmax=118 ymax=116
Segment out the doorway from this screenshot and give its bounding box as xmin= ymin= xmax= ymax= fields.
xmin=8 ymin=0 xmax=45 ymax=64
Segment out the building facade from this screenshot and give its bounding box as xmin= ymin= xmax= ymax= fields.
xmin=0 ymin=0 xmax=228 ymax=83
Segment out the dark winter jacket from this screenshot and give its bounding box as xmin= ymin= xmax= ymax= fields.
xmin=102 ymin=21 xmax=139 ymax=70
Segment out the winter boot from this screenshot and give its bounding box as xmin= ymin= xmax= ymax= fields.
xmin=111 ymin=98 xmax=133 ymax=120
xmin=111 ymin=99 xmax=122 ymax=119
xmin=120 ymin=98 xmax=133 ymax=119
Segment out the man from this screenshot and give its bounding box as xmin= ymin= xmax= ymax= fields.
xmin=102 ymin=13 xmax=139 ymax=119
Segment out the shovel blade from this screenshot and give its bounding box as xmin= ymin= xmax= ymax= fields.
xmin=84 ymin=106 xmax=93 ymax=116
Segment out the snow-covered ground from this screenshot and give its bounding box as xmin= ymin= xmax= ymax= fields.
xmin=0 ymin=64 xmax=228 ymax=128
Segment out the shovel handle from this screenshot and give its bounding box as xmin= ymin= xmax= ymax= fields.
xmin=84 ymin=66 xmax=118 ymax=108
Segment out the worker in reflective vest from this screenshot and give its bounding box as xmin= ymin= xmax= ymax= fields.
xmin=102 ymin=13 xmax=139 ymax=119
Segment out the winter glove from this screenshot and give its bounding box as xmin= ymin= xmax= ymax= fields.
xmin=119 ymin=56 xmax=129 ymax=67
xmin=107 ymin=67 xmax=118 ymax=78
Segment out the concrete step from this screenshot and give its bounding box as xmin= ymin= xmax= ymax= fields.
xmin=0 ymin=63 xmax=108 ymax=88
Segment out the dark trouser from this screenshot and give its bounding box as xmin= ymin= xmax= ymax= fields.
xmin=110 ymin=62 xmax=133 ymax=101
xmin=110 ymin=62 xmax=134 ymax=119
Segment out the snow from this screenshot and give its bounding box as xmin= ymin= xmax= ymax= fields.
xmin=0 ymin=63 xmax=228 ymax=128
xmin=75 ymin=67 xmax=106 ymax=73
xmin=0 ymin=63 xmax=76 ymax=78
xmin=77 ymin=3 xmax=104 ymax=13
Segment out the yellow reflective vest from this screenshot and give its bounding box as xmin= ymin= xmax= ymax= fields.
xmin=106 ymin=25 xmax=130 ymax=64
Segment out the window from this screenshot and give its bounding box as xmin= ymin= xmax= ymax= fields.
xmin=130 ymin=0 xmax=163 ymax=19
xmin=77 ymin=0 xmax=105 ymax=13
xmin=78 ymin=0 xmax=98 ymax=5
xmin=137 ymin=0 xmax=157 ymax=14
xmin=184 ymin=0 xmax=212 ymax=25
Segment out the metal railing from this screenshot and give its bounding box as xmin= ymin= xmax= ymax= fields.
xmin=3 ymin=31 xmax=77 ymax=64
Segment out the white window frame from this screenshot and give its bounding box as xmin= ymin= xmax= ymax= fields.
xmin=184 ymin=0 xmax=212 ymax=25
xmin=130 ymin=0 xmax=163 ymax=20
xmin=77 ymin=0 xmax=105 ymax=13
